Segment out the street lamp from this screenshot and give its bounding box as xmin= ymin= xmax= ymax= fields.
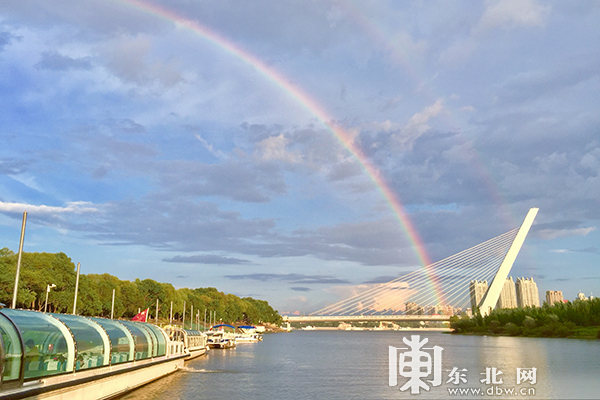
xmin=44 ymin=284 xmax=56 ymax=313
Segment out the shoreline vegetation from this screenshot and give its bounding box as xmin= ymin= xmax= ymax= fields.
xmin=0 ymin=248 xmax=282 ymax=326
xmin=449 ymin=297 xmax=600 ymax=340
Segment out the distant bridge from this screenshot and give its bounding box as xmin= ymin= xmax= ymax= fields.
xmin=284 ymin=315 xmax=451 ymax=323
xmin=292 ymin=208 xmax=539 ymax=321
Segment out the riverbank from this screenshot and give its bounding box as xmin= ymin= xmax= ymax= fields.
xmin=449 ymin=325 xmax=600 ymax=340
xmin=450 ymin=298 xmax=600 ymax=340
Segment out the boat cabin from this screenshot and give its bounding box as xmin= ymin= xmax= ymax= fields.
xmin=0 ymin=309 xmax=172 ymax=392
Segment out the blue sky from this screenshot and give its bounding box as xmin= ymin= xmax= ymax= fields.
xmin=1 ymin=0 xmax=598 ymax=313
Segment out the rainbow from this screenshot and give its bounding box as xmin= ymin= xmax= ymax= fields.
xmin=111 ymin=0 xmax=446 ymax=305
xmin=338 ymin=2 xmax=518 ymax=227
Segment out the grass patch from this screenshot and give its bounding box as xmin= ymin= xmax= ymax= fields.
xmin=571 ymin=326 xmax=600 ymax=339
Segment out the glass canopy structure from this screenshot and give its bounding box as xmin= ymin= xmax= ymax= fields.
xmin=0 ymin=309 xmax=168 ymax=389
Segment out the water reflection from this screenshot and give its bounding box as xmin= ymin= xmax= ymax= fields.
xmin=120 ymin=332 xmax=600 ymax=400
xmin=476 ymin=336 xmax=549 ymax=397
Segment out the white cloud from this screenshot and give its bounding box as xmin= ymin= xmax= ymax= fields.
xmin=579 ymin=150 xmax=599 ymax=171
xmin=195 ymin=134 xmax=224 ymax=159
xmin=8 ymin=174 xmax=43 ymax=193
xmin=255 ymin=134 xmax=302 ymax=163
xmin=476 ymin=0 xmax=551 ymax=33
xmin=394 ymin=99 xmax=444 ymax=150
xmin=323 ymin=281 xmax=415 ymax=313
xmin=537 ymin=227 xmax=596 ymax=240
xmin=441 ymin=0 xmax=551 ymax=64
xmin=0 ymin=201 xmax=98 ymax=215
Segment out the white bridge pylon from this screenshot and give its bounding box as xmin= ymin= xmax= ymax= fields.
xmin=309 ymin=208 xmax=539 ymax=318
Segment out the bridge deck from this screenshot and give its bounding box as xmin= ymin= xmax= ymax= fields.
xmin=285 ymin=315 xmax=452 ymax=323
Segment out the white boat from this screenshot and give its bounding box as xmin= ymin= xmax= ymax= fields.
xmin=301 ymin=325 xmax=316 ymax=330
xmin=164 ymin=326 xmax=208 ymax=360
xmin=206 ymin=324 xmax=236 ymax=349
xmin=234 ymin=325 xmax=263 ymax=343
xmin=0 ymin=308 xmax=186 ymax=400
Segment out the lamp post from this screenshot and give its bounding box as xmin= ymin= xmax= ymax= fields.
xmin=44 ymin=284 xmax=56 ymax=313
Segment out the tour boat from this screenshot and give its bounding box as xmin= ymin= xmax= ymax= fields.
xmin=234 ymin=325 xmax=263 ymax=343
xmin=0 ymin=308 xmax=186 ymax=400
xmin=206 ymin=324 xmax=236 ymax=349
xmin=163 ymin=326 xmax=208 ymax=360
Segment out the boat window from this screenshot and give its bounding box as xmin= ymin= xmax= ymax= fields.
xmin=137 ymin=324 xmax=158 ymax=357
xmin=51 ymin=314 xmax=109 ymax=371
xmin=1 ymin=309 xmax=74 ymax=380
xmin=169 ymin=329 xmax=184 ymax=343
xmin=90 ymin=318 xmax=134 ymax=364
xmin=0 ymin=313 xmax=22 ymax=383
xmin=186 ymin=329 xmax=204 ymax=347
xmin=117 ymin=321 xmax=151 ymax=360
xmin=140 ymin=324 xmax=166 ymax=357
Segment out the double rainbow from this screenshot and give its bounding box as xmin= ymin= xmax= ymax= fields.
xmin=112 ymin=0 xmax=444 ymax=305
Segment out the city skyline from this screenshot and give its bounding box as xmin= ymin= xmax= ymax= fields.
xmin=1 ymin=1 xmax=599 ymax=313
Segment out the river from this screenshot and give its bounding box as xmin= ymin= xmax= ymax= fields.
xmin=121 ymin=330 xmax=600 ymax=399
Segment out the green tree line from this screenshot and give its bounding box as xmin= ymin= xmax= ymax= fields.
xmin=0 ymin=248 xmax=281 ymax=326
xmin=450 ymin=298 xmax=600 ymax=339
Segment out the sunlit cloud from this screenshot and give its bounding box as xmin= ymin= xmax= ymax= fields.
xmin=0 ymin=201 xmax=99 ymax=215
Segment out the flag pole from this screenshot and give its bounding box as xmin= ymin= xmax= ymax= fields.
xmin=11 ymin=211 xmax=27 ymax=309
xmin=72 ymin=262 xmax=81 ymax=315
xmin=110 ymin=288 xmax=115 ymax=319
xmin=155 ymin=298 xmax=159 ymax=325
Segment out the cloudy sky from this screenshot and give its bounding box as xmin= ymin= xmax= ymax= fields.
xmin=1 ymin=0 xmax=598 ymax=313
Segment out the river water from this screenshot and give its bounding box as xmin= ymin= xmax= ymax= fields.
xmin=122 ymin=330 xmax=600 ymax=399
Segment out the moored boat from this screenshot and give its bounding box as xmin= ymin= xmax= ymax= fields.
xmin=0 ymin=308 xmax=186 ymax=400
xmin=163 ymin=326 xmax=208 ymax=360
xmin=206 ymin=324 xmax=236 ymax=349
xmin=235 ymin=325 xmax=263 ymax=343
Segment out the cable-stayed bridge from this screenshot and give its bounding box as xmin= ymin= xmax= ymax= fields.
xmin=286 ymin=208 xmax=538 ymax=324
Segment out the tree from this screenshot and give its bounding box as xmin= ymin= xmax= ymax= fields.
xmin=0 ymin=250 xmax=282 ymax=324
xmin=0 ymin=247 xmax=15 ymax=257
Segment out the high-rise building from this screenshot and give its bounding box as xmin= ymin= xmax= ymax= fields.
xmin=442 ymin=305 xmax=455 ymax=316
xmin=405 ymin=302 xmax=418 ymax=315
xmin=496 ymin=277 xmax=518 ymax=309
xmin=469 ymin=280 xmax=488 ymax=310
xmin=516 ymin=277 xmax=540 ymax=308
xmin=545 ymin=290 xmax=564 ymax=305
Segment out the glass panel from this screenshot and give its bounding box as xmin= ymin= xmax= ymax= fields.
xmin=142 ymin=324 xmax=166 ymax=356
xmin=90 ymin=318 xmax=133 ymax=365
xmin=137 ymin=324 xmax=158 ymax=357
xmin=184 ymin=329 xmax=196 ymax=348
xmin=1 ymin=309 xmax=72 ymax=379
xmin=0 ymin=313 xmax=22 ymax=382
xmin=117 ymin=321 xmax=150 ymax=360
xmin=51 ymin=314 xmax=108 ymax=371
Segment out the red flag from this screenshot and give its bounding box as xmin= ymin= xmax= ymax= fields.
xmin=132 ymin=308 xmax=149 ymax=322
